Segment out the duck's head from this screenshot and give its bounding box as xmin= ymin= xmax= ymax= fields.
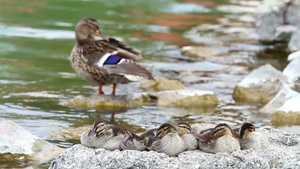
xmin=156 ymin=123 xmax=178 ymax=139
xmin=88 ymin=120 xmax=107 ymax=137
xmin=240 ymin=123 xmax=255 ymax=139
xmin=213 ymin=123 xmax=233 ymax=139
xmin=177 ymin=122 xmax=195 ymax=136
xmin=75 ymin=17 xmax=108 ymax=43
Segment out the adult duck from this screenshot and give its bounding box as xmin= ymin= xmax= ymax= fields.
xmin=70 ymin=17 xmax=153 ymax=95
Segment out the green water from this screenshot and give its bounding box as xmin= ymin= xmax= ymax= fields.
xmin=0 ymin=0 xmax=294 ymax=168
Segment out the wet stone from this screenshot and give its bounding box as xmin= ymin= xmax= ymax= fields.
xmin=49 ymin=127 xmax=300 ymax=169
xmin=140 ymin=77 xmax=185 ymax=92
xmin=0 ymin=120 xmax=63 ymax=162
xmin=153 ymin=89 xmax=219 ymax=108
xmin=233 ymin=64 xmax=287 ymax=104
xmin=260 ymin=86 xmax=300 ymax=126
xmin=62 ymin=93 xmax=153 ymax=110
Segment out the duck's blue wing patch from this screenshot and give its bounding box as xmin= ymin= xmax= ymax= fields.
xmin=104 ymin=55 xmax=122 ymax=65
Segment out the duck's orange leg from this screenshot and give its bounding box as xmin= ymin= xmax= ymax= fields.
xmin=98 ymin=83 xmax=104 ymax=95
xmin=112 ymin=84 xmax=117 ymax=95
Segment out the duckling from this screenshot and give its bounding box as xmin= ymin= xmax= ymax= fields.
xmin=236 ymin=123 xmax=269 ymax=150
xmin=70 ymin=17 xmax=153 ymax=95
xmin=147 ymin=123 xmax=186 ymax=156
xmin=81 ymin=120 xmax=144 ymax=150
xmin=176 ymin=122 xmax=198 ymax=150
xmin=197 ymin=123 xmax=240 ymax=153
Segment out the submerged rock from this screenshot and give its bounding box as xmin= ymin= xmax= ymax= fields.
xmin=233 ymin=64 xmax=287 ymax=104
xmin=62 ymin=93 xmax=152 ymax=110
xmin=50 ymin=127 xmax=300 ymax=169
xmin=0 ymin=120 xmax=63 ymax=162
xmin=140 ymin=77 xmax=185 ymax=91
xmin=153 ymin=89 xmax=219 ymax=107
xmin=260 ymin=86 xmax=300 ymax=126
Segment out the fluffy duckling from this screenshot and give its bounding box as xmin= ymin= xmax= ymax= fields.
xmin=176 ymin=122 xmax=198 ymax=150
xmin=81 ymin=120 xmax=144 ymax=150
xmin=197 ymin=123 xmax=240 ymax=153
xmin=147 ymin=123 xmax=186 ymax=156
xmin=235 ymin=123 xmax=269 ymax=150
xmin=70 ymin=17 xmax=153 ymax=95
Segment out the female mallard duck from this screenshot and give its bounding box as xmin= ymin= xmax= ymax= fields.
xmin=176 ymin=122 xmax=198 ymax=150
xmin=197 ymin=123 xmax=240 ymax=153
xmin=71 ymin=17 xmax=154 ymax=95
xmin=81 ymin=120 xmax=145 ymax=150
xmin=235 ymin=123 xmax=269 ymax=150
xmin=147 ymin=123 xmax=186 ymax=156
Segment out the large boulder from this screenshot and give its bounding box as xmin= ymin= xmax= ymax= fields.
xmin=255 ymin=0 xmax=287 ymax=42
xmin=50 ymin=127 xmax=300 ymax=169
xmin=0 ymin=120 xmax=63 ymax=162
xmin=233 ymin=64 xmax=287 ymax=104
xmin=283 ymin=56 xmax=300 ymax=84
xmin=255 ymin=0 xmax=300 ymax=50
xmin=260 ymin=86 xmax=300 ymax=126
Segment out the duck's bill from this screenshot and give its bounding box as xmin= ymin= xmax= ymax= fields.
xmin=95 ymin=30 xmax=109 ymax=40
xmin=88 ymin=128 xmax=96 ymax=137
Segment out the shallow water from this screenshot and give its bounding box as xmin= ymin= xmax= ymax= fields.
xmin=0 ymin=0 xmax=297 ymax=168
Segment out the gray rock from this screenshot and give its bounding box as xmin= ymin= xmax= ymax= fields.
xmin=255 ymin=0 xmax=286 ymax=42
xmin=288 ymin=29 xmax=300 ymax=51
xmin=286 ymin=0 xmax=300 ymax=27
xmin=0 ymin=120 xmax=63 ymax=162
xmin=50 ymin=127 xmax=300 ymax=169
xmin=274 ymin=25 xmax=297 ymax=41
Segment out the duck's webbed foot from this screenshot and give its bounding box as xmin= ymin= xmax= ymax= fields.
xmin=120 ymin=131 xmax=132 ymax=150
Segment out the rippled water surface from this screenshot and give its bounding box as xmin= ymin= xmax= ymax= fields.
xmin=0 ymin=0 xmax=296 ymax=168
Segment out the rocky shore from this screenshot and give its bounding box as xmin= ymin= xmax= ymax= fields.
xmin=49 ymin=127 xmax=300 ymax=169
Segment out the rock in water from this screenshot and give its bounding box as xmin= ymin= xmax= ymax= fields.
xmin=233 ymin=64 xmax=287 ymax=104
xmin=0 ymin=120 xmax=63 ymax=162
xmin=140 ymin=77 xmax=185 ymax=91
xmin=50 ymin=127 xmax=300 ymax=169
xmin=260 ymin=86 xmax=300 ymax=126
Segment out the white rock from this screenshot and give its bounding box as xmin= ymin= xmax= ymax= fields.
xmin=238 ymin=64 xmax=287 ymax=88
xmin=49 ymin=127 xmax=300 ymax=169
xmin=287 ymin=50 xmax=300 ymax=61
xmin=286 ymin=0 xmax=300 ymax=28
xmin=0 ymin=120 xmax=62 ymax=161
xmin=283 ymin=58 xmax=300 ymax=83
xmin=288 ymin=30 xmax=300 ymax=51
xmin=260 ymin=86 xmax=300 ymax=114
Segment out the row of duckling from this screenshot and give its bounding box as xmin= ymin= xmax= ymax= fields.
xmin=81 ymin=121 xmax=269 ymax=156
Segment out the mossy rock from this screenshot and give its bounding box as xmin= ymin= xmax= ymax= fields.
xmin=140 ymin=77 xmax=185 ymax=91
xmin=62 ymin=94 xmax=153 ymax=110
xmin=270 ymin=111 xmax=300 ymax=126
xmin=233 ymin=86 xmax=275 ymax=104
xmin=154 ymin=90 xmax=219 ymax=108
xmin=158 ymin=94 xmax=219 ymax=107
xmin=51 ymin=126 xmax=90 ymax=140
xmin=181 ymin=46 xmax=221 ymax=58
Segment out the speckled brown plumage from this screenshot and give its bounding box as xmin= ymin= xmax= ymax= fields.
xmin=70 ymin=17 xmax=153 ymax=95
